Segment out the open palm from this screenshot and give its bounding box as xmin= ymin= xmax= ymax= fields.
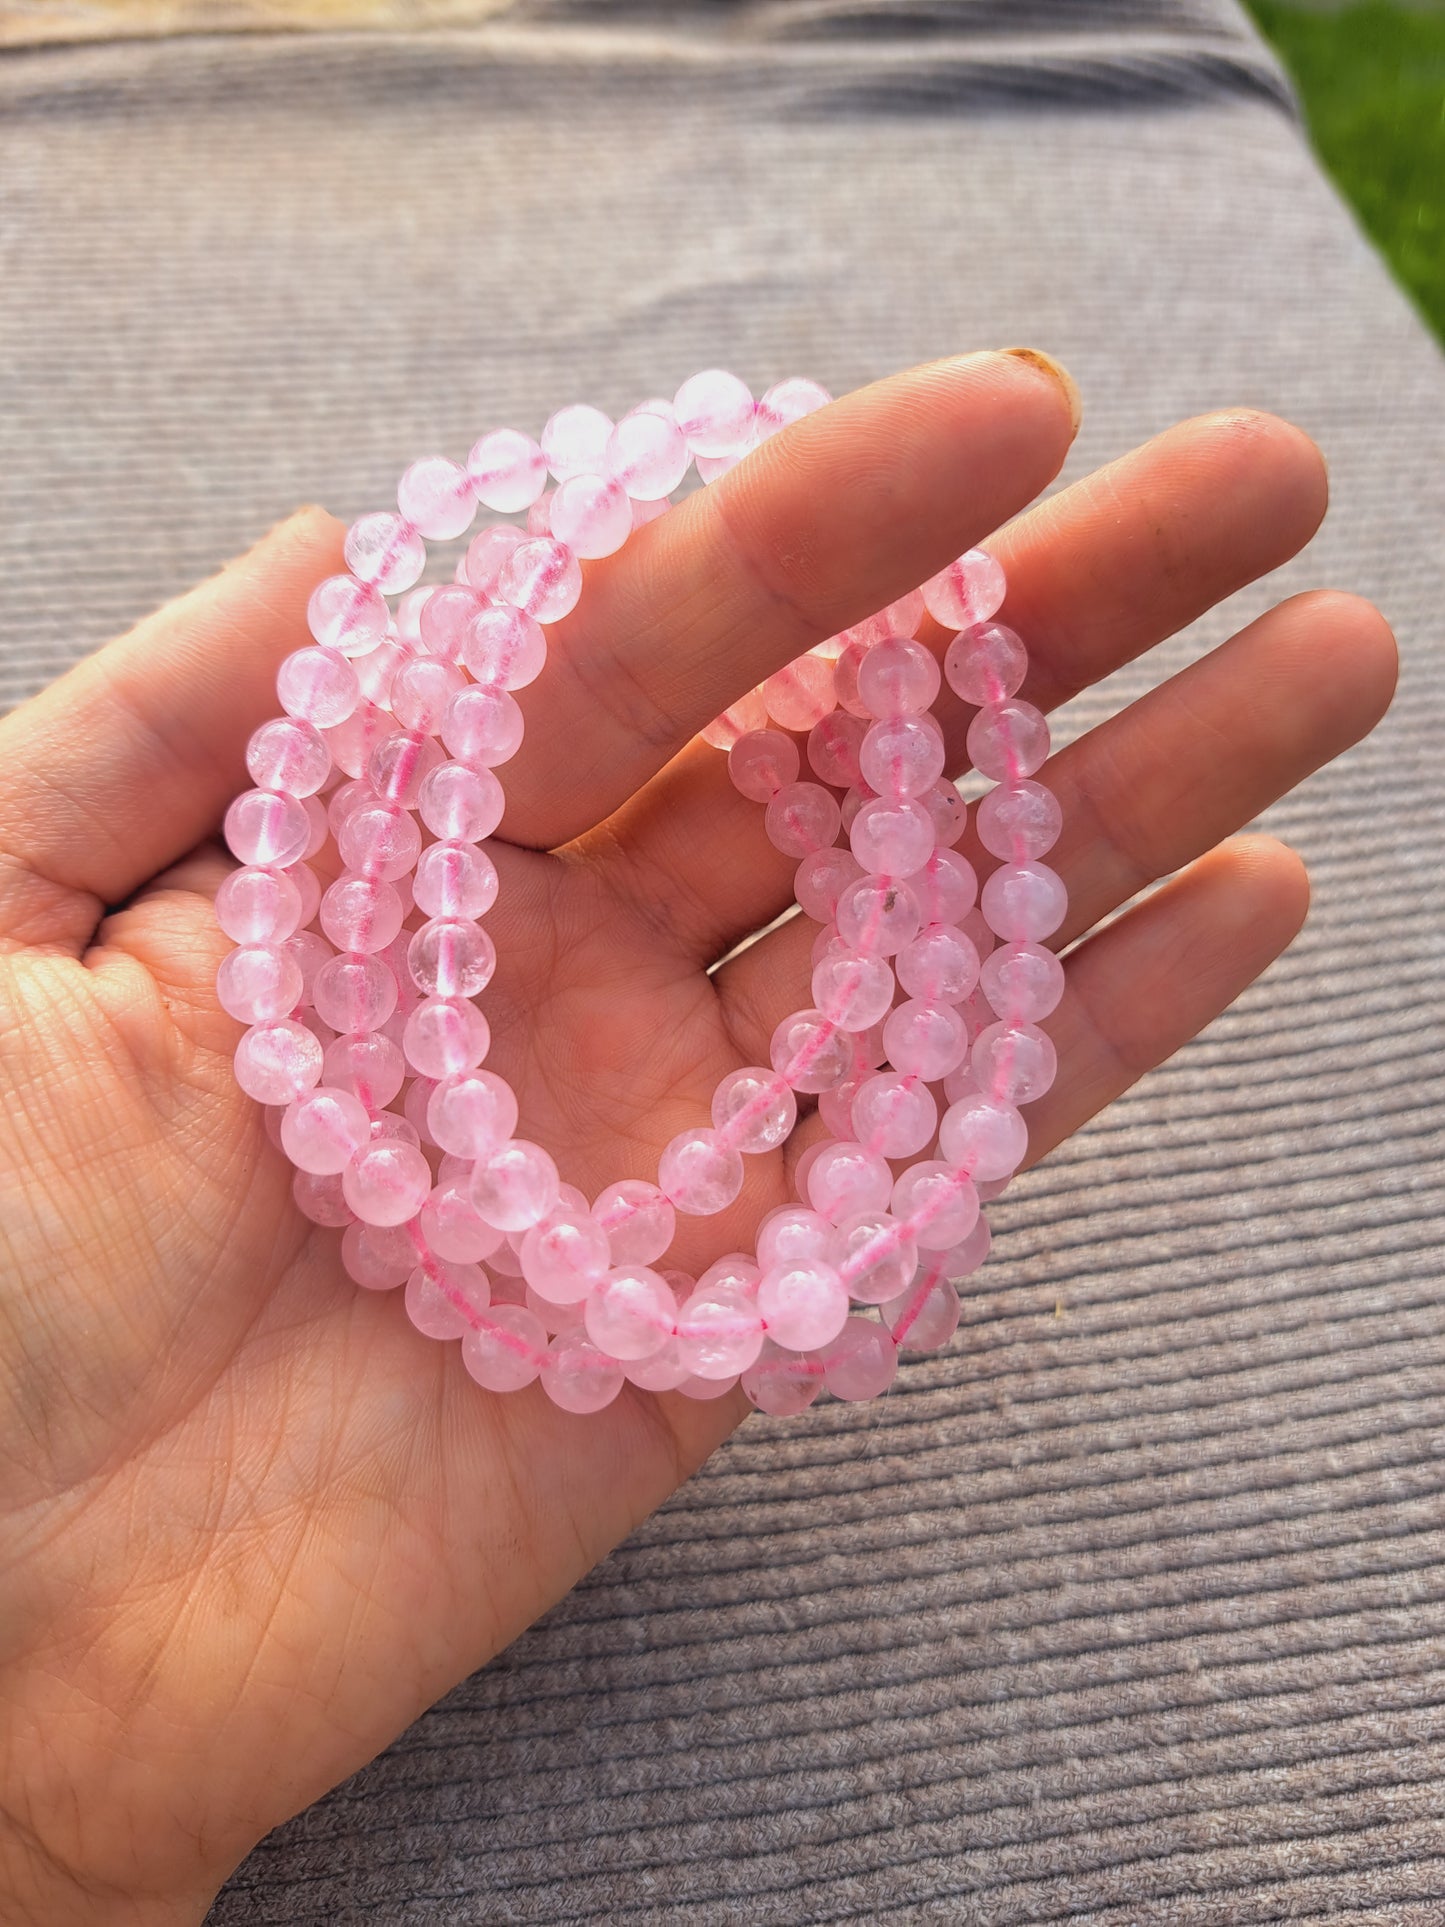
xmin=0 ymin=352 xmax=1396 ymax=1925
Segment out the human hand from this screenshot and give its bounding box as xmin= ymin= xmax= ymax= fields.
xmin=0 ymin=351 xmax=1396 ymax=1923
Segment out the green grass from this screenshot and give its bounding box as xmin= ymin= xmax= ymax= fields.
xmin=1244 ymin=1 xmax=1445 ymax=340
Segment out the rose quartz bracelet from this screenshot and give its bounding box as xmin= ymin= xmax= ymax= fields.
xmin=217 ymin=370 xmax=1067 ymax=1416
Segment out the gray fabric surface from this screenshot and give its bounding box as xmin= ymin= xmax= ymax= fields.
xmin=3 ymin=1 xmax=1444 ymax=1919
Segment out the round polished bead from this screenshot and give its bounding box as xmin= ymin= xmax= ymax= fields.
xmin=675 ymin=1282 xmax=764 ymax=1379
xmin=756 ymin=1206 xmax=837 ymax=1271
xmin=585 ymin=1265 xmax=676 ymax=1359
xmin=403 ymin=995 xmax=491 ymax=1079
xmin=765 ymin=782 xmax=842 ymax=859
xmin=319 ymin=876 xmax=404 ymax=955
xmin=293 ymin=1168 xmax=354 ymax=1229
xmin=367 ymin=732 xmax=443 ymax=811
xmin=428 ymin=1069 xmax=517 ymax=1158
xmin=673 ymin=369 xmax=754 ymax=457
xmin=277 ymin=645 xmax=360 ymax=728
xmin=806 ymin=710 xmax=867 ymax=788
xmin=234 ymin=1018 xmax=323 ymax=1104
xmin=341 ymin=1221 xmax=409 ymax=1291
xmin=980 ymin=860 xmax=1068 ymax=942
xmin=550 ymin=472 xmax=633 ymax=558
xmin=833 ymin=1209 xmax=919 ymax=1304
xmin=342 ymin=1138 xmax=431 ymax=1227
xmin=980 ymin=940 xmax=1065 ymax=1022
xmin=591 ymin=1180 xmax=676 ymax=1267
xmin=944 ymin=620 xmax=1028 ymax=706
xmin=834 ymin=875 xmax=921 ymax=956
xmin=883 ymin=1267 xmax=962 ymax=1352
xmin=759 ymin=656 xmax=835 ymax=733
xmin=324 ymin=1030 xmax=405 ymax=1109
xmin=658 ymin=1128 xmax=745 ymax=1217
xmin=913 ymin=848 xmax=979 ymax=927
xmin=757 ymin=1260 xmax=849 ymax=1353
xmin=458 ymin=1304 xmax=544 ymax=1392
xmin=856 ymin=637 xmax=941 ymax=718
xmin=770 ymin=1008 xmax=855 ymax=1094
xmin=811 ymin=950 xmax=896 ymax=1031
xmin=741 ymin=1339 xmax=824 ymax=1414
xmin=391 ymin=658 xmax=464 ymax=735
xmin=336 ymin=804 xmax=422 ymax=882
xmin=540 ymin=403 xmax=614 ymax=482
xmin=849 ymin=793 xmax=936 ymax=875
xmin=883 ymin=998 xmax=969 ymax=1080
xmin=407 ymin=918 xmax=496 ymax=999
xmin=412 ymin=838 xmax=500 ymax=922
xmin=459 ymin=605 xmax=548 ymax=697
xmin=281 ymin=929 xmax=332 ymax=1006
xmin=794 ymin=847 xmax=864 ymax=924
xmin=806 ymin=1140 xmax=893 ymax=1223
xmin=418 ymin=762 xmax=504 ymax=844
xmin=246 ymin=717 xmax=331 ymax=798
xmin=422 ymin=1177 xmax=505 ymax=1264
xmin=896 ymin=924 xmax=980 ymax=1003
xmin=712 ymin=1066 xmax=798 ymax=1154
xmin=224 ymin=789 xmax=312 ymax=869
xmin=217 ymin=943 xmax=303 ymax=1024
xmin=604 ymin=405 xmax=691 ymax=499
xmin=831 ymin=638 xmax=871 ymax=719
xmin=923 ymin=780 xmax=969 ymax=848
xmin=471 ymin=1139 xmax=560 ymax=1233
xmin=215 ymin=865 xmax=304 ymax=946
xmin=966 ymin=700 xmax=1051 ymax=782
xmin=851 ymin=1071 xmax=938 ymax=1159
xmin=920 ymin=548 xmax=1006 ymax=630
xmin=822 ymin=1317 xmax=898 ymax=1401
xmin=521 ymin=1208 xmax=612 ymax=1305
xmin=344 ymin=513 xmax=425 ymax=593
xmin=312 ymin=953 xmax=397 ymax=1034
xmin=624 ymin=1336 xmax=690 ymax=1393
xmin=976 ymin=779 xmax=1063 ymax=862
xmin=497 ymin=537 xmax=582 ymax=624
xmin=540 ymin=1333 xmax=625 ymax=1414
xmin=891 ymin=1161 xmax=980 ymax=1251
xmin=325 ymin=701 xmax=396 ymax=781
xmin=442 ymin=685 xmax=524 ymax=769
xmin=859 ymin=714 xmax=947 ymax=799
xmin=973 ymin=1020 xmax=1058 ymax=1103
xmin=405 ymin=1258 xmax=491 ymax=1341
xmin=943 ymin=1213 xmax=993 ymax=1279
xmin=306 ymin=578 xmax=388 ymax=663
xmin=412 ymin=585 xmax=476 ymax=664
xmin=938 ymin=1093 xmax=1029 ymax=1181
xmin=728 ymin=729 xmax=799 ymax=802
xmin=754 ymin=376 xmax=831 ymax=440
xmin=467 ymin=428 xmax=547 ymax=511
xmin=398 ymin=455 xmax=476 ymax=540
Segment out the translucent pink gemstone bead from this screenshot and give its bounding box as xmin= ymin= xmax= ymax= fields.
xmin=461 ymin=1305 xmax=547 ymax=1392
xmin=806 ymin=1140 xmax=893 ymax=1223
xmin=973 ymin=1020 xmax=1058 ymax=1103
xmin=849 ymin=794 xmax=936 ymax=876
xmin=833 ymin=1210 xmax=919 ymax=1304
xmin=754 ymin=376 xmax=831 ymax=441
xmin=471 ymin=1139 xmax=560 ymax=1233
xmin=938 ymin=1093 xmax=1029 ymax=1181
xmin=306 ymin=574 xmax=389 ymax=657
xmin=585 ymin=1265 xmax=676 ymax=1359
xmin=859 ymin=714 xmax=947 ymax=799
xmin=759 ymin=656 xmax=835 ymax=732
xmin=658 ymin=1128 xmax=745 ymax=1217
xmin=980 ymin=861 xmax=1068 ymax=942
xmin=806 ymin=710 xmax=867 ymax=788
xmin=770 ymin=1008 xmax=856 ymax=1094
xmin=891 ymin=1161 xmax=980 ymax=1251
xmin=851 ymin=1071 xmax=938 ymax=1158
xmin=913 ymin=848 xmax=979 ymax=927
xmin=821 ymin=1317 xmax=898 ymax=1401
xmin=319 ymin=877 xmax=404 ymax=955
xmin=944 ymin=620 xmax=1028 ymax=706
xmin=967 ymin=700 xmax=1050 ymax=781
xmin=675 ymin=1282 xmax=764 ymax=1379
xmin=592 ymin=1179 xmax=676 ymax=1267
xmin=410 ymin=845 xmax=497 ymax=929
xmin=757 ymin=1260 xmax=849 ymax=1353
xmin=604 ymin=406 xmax=691 ymax=500
xmin=740 ymin=1340 xmax=824 ymax=1415
xmin=422 ymin=1177 xmax=505 ymax=1263
xmin=342 ymin=1138 xmax=431 ymax=1227
xmin=766 ymin=780 xmax=843 ymax=858
xmin=896 ymin=924 xmax=980 ymax=1003
xmin=403 ymin=996 xmax=491 ymax=1079
xmin=712 ymin=1066 xmax=798 ymax=1154
xmin=293 ymin=1168 xmax=353 ymax=1229
xmin=277 ymin=645 xmax=360 ymax=728
xmin=467 ymin=428 xmax=547 ymax=512
xmin=442 ymin=685 xmax=524 ymax=768
xmin=883 ymin=1268 xmax=962 ymax=1353
xmin=325 ymin=702 xmax=395 ymax=780
xmin=246 ymin=718 xmax=330 ymax=798
xmin=883 ymin=999 xmax=968 ymax=1081
xmin=921 ymin=548 xmax=1007 ymax=630
xmin=976 ymin=780 xmax=1063 ymax=862
xmin=794 ymin=847 xmax=864 ymax=923
xmin=527 ymin=490 xmax=555 ymax=536
xmin=464 ymin=524 xmax=527 ymax=598
xmin=391 ymin=657 xmax=464 ymax=734
xmin=811 ymin=950 xmax=896 ymax=1031
xmin=215 ymin=865 xmax=304 ymax=946
xmin=405 ymin=1258 xmax=491 ymax=1341
xmin=407 ymin=918 xmax=496 ymax=999
xmin=540 ymin=1333 xmax=625 ymax=1414
xmin=216 ymin=943 xmax=303 ymax=1024
xmin=234 ymin=1018 xmax=323 ymax=1104
xmin=673 ymin=369 xmax=754 ymax=457
xmin=520 ymin=1208 xmax=612 ymax=1305
xmin=312 ymin=953 xmax=397 ymax=1034
xmin=367 ymin=732 xmax=443 ymax=811
xmin=549 ymin=473 xmax=633 ymax=558
xmin=427 ymin=1069 xmax=517 ymax=1159
xmin=282 ymin=929 xmax=332 ymax=1006
xmin=728 ymin=728 xmax=799 ymax=802
xmin=344 ymin=513 xmax=426 ymax=593
xmin=540 ymin=403 xmax=614 ymax=482
xmin=224 ymin=789 xmax=312 ymax=869
xmin=980 ymin=940 xmax=1066 ymax=1022
xmin=835 ymin=875 xmax=921 ymax=956
xmin=336 ymin=804 xmax=421 ymax=882
xmin=398 ymin=455 xmax=476 ymax=540
xmin=625 ymin=1337 xmax=690 ymax=1393
xmin=324 ymin=1029 xmax=405 ymax=1108
xmin=831 ymin=638 xmax=871 ymax=719
xmin=497 ymin=538 xmax=583 ymax=625
xmin=856 ymin=637 xmax=941 ymax=718
xmin=341 ymin=1221 xmax=408 ymax=1291
xmin=923 ymin=780 xmax=969 ymax=848
xmin=416 ymin=763 xmax=503 ymax=844
xmin=756 ymin=1205 xmax=837 ymax=1271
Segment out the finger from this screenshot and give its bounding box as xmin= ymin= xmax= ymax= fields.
xmin=0 ymin=506 xmax=345 ymax=956
xmin=594 ymin=407 xmax=1329 ymax=960
xmin=714 ymin=587 xmax=1393 ymax=1052
xmin=501 ymin=348 xmax=1080 ymax=850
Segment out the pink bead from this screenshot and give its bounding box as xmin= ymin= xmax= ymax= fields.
xmin=849 ymin=794 xmax=936 ymax=876
xmin=944 ymin=620 xmax=1028 ymax=706
xmin=896 ymin=924 xmax=980 ymax=1003
xmin=891 ymin=1161 xmax=980 ymax=1251
xmin=281 ymin=929 xmax=332 ymax=1006
xmin=234 ymin=1018 xmax=323 ymax=1104
xmin=740 ymin=1339 xmax=824 ymax=1415
xmin=883 ymin=1267 xmax=962 ymax=1352
xmin=390 ymin=659 xmax=463 ymax=736
xmin=334 ymin=804 xmax=420 ymax=883
xmin=976 ymin=779 xmax=1063 ymax=862
xmin=540 ymin=404 xmax=614 ymax=482
xmin=821 ymin=1316 xmax=898 ymax=1401
xmin=585 ymin=1265 xmax=676 ymax=1359
xmin=728 ymin=729 xmax=799 ymax=802
xmin=973 ymin=1020 xmax=1057 ymax=1103
xmin=811 ymin=950 xmax=896 ymax=1031
xmin=759 ymin=655 xmax=835 ymax=732
xmin=342 ymin=1138 xmax=431 ymax=1226
xmin=756 ymin=1206 xmax=837 ymax=1271
xmin=859 ymin=714 xmax=947 ymax=799
xmin=675 ymin=1282 xmax=764 ymax=1379
xmin=462 ymin=1304 xmax=548 ymax=1391
xmin=312 ymin=953 xmax=397 ymax=1034
xmin=834 ymin=875 xmax=921 ymax=956
xmin=549 ymin=473 xmax=633 ymax=558
xmin=856 ymin=637 xmax=941 ymax=717
xmin=540 ymin=1333 xmax=625 ymax=1414
xmin=404 ymin=995 xmax=491 ymax=1079
xmin=851 ymin=1071 xmax=938 ymax=1158
xmin=806 ymin=710 xmax=867 ymax=788
xmin=319 ymin=876 xmax=404 ymax=954
xmin=920 ymin=548 xmax=1007 ymax=630
xmin=520 ymin=1207 xmax=612 ymax=1305
xmin=471 ymin=1139 xmax=560 ymax=1233
xmin=938 ymin=1093 xmax=1029 ymax=1181
xmin=980 ymin=940 xmax=1065 ymax=1022
xmin=966 ymin=700 xmax=1051 ymax=782
xmin=410 ymin=844 xmax=498 ymax=927
xmin=980 ymin=861 xmax=1068 ymax=942
xmin=407 ymin=918 xmax=496 ymax=998
xmin=794 ymin=847 xmax=864 ymax=923
xmin=754 ymin=376 xmax=831 ymax=441
xmin=527 ymin=490 xmax=555 ymax=536
xmin=442 ymin=687 xmax=524 ymax=771
xmin=806 ymin=1139 xmax=893 ymax=1223
xmin=770 ymin=1008 xmax=855 ymax=1094
xmin=497 ymin=537 xmax=582 ymax=624
xmin=416 ymin=763 xmax=503 ymax=844
xmin=344 ymin=513 xmax=426 ymax=593
xmin=306 ymin=574 xmax=390 ymax=657
xmin=757 ymin=1259 xmax=849 ymax=1352
xmin=832 ymin=638 xmax=871 ymax=719
xmin=405 ymin=1257 xmax=492 ymax=1341
xmin=712 ymin=1066 xmax=798 ymax=1154
xmin=224 ymin=788 xmax=312 ymax=869
xmin=216 ymin=865 xmax=304 ymax=947
xmin=457 ymin=616 xmax=544 ymax=709
xmin=413 ymin=585 xmax=476 ymax=664
xmin=700 ymin=689 xmax=768 ymax=751
xmin=341 ymin=1220 xmax=409 ymax=1291
xmin=467 ymin=428 xmax=547 ymax=512
xmin=367 ymin=733 xmax=443 ymax=812
xmin=324 ymin=702 xmax=396 ymax=781
xmin=912 ymin=848 xmax=979 ymax=926
xmin=398 ymin=456 xmax=476 ymax=540
xmin=324 ymin=1030 xmax=404 ymax=1109
xmin=658 ymin=1128 xmax=745 ymax=1217
xmin=605 ymin=406 xmax=691 ymax=499
xmin=942 ymin=1212 xmax=993 ymax=1278
xmin=246 ymin=718 xmax=331 ymax=798
xmin=882 ymin=998 xmax=969 ymax=1080
xmin=277 ymin=646 xmax=361 ymax=728
xmin=923 ymin=781 xmax=969 ymax=848
xmin=428 ymin=1069 xmax=517 ymax=1157
xmin=293 ymin=1168 xmax=354 ymax=1229
xmin=673 ymin=369 xmax=754 ymax=457
xmin=833 ymin=1210 xmax=919 ymax=1304
xmin=591 ymin=1179 xmax=676 ymax=1267
xmin=625 ymin=1337 xmax=690 ymax=1393
xmin=422 ymin=1177 xmax=505 ymax=1263
xmin=217 ymin=943 xmax=303 ymax=1024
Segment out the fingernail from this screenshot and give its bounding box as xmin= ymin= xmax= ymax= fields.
xmin=1001 ymin=346 xmax=1082 ymax=438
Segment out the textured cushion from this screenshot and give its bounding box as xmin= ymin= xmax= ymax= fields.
xmin=3 ymin=4 xmax=1444 ymax=1919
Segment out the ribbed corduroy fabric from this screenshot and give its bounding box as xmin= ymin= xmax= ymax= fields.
xmin=2 ymin=3 xmax=1444 ymax=1919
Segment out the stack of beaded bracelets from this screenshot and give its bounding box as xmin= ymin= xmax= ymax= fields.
xmin=216 ymin=369 xmax=1067 ymax=1417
